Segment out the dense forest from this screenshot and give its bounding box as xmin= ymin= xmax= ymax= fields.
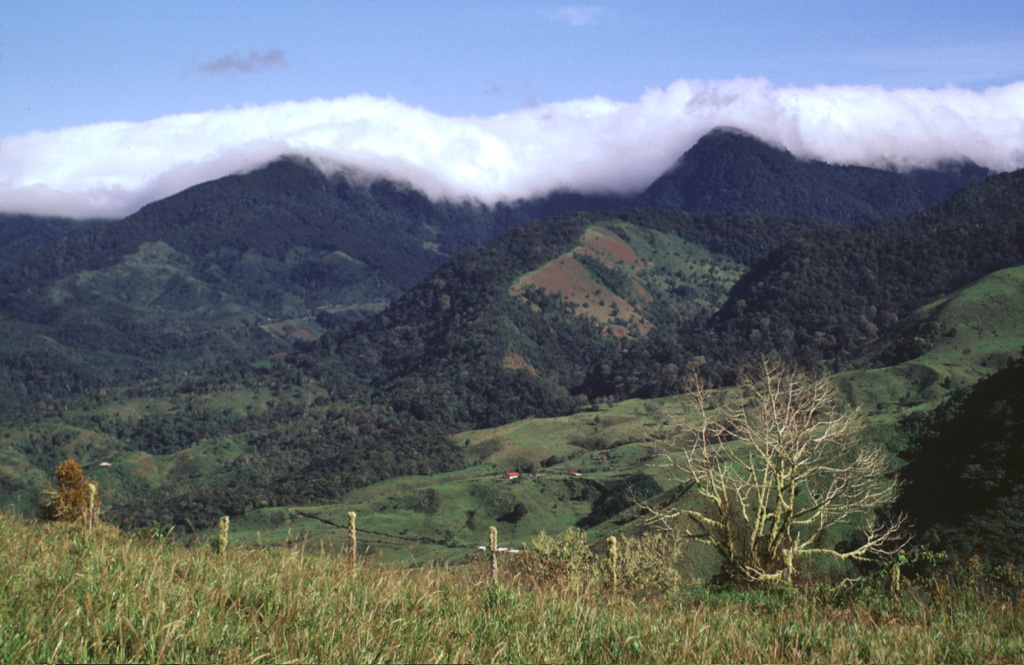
xmin=289 ymin=208 xmax=827 ymax=429
xmin=898 ymin=358 xmax=1024 ymax=565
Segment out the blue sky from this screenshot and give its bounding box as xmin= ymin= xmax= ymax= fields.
xmin=4 ymin=0 xmax=1021 ymax=134
xmin=2 ymin=1 xmax=1023 ymax=218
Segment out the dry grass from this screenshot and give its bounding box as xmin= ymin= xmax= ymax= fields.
xmin=1 ymin=512 xmax=1022 ymax=664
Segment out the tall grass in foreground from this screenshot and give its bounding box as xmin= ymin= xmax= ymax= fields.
xmin=1 ymin=512 xmax=1022 ymax=664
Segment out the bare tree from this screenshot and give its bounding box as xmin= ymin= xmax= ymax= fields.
xmin=652 ymin=358 xmax=905 ymax=584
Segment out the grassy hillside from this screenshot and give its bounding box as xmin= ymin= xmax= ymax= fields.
xmin=836 ymin=264 xmax=1024 ymax=416
xmin=222 ymin=396 xmax=690 ymax=565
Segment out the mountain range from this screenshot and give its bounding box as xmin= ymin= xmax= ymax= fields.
xmin=0 ymin=129 xmax=989 ymax=413
xmin=1 ymin=128 xmax=1020 ymax=566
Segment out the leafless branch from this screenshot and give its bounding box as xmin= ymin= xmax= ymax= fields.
xmin=653 ymin=358 xmax=905 ymax=584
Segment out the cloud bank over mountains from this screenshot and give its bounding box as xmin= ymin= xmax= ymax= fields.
xmin=3 ymin=78 xmax=1023 ymax=219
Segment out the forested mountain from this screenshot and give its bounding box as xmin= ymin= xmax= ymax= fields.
xmin=0 ymin=214 xmax=106 ymax=269
xmin=709 ymin=168 xmax=1024 ymax=368
xmin=4 ymin=157 xmax=569 ymax=292
xmin=0 ymin=130 xmax=987 ymax=418
xmin=291 ymin=209 xmax=825 ymax=428
xmin=637 ymin=128 xmax=989 ymax=222
xmin=1 ymin=130 xmax=1021 ymax=535
xmin=0 ymin=159 xmax=624 ymax=416
xmin=289 ymin=166 xmax=1024 ymax=430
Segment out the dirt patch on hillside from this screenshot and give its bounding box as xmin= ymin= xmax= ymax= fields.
xmin=122 ymin=453 xmax=159 ymax=481
xmin=511 ymin=227 xmax=653 ymax=336
xmin=576 ymin=228 xmax=644 ymax=266
xmin=138 ymin=457 xmax=157 ymax=479
xmin=517 ymin=255 xmax=594 ymax=299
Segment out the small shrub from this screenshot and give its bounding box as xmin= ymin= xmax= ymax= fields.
xmin=480 ymin=583 xmax=518 ymax=614
xmin=540 ymin=455 xmax=563 ymax=468
xmin=217 ymin=516 xmax=229 ymax=554
xmin=498 ymin=502 xmax=529 ymax=524
xmin=515 ymin=528 xmax=596 ymax=590
xmin=39 ymin=459 xmax=100 ymax=523
xmin=515 ymin=527 xmax=681 ymax=594
xmin=989 ymin=562 xmax=1024 ymax=596
xmin=616 ymin=532 xmax=682 ymax=594
xmin=138 ymin=521 xmax=177 ymax=543
xmin=579 ymin=473 xmax=662 ymax=526
xmin=568 ymin=435 xmax=611 ymax=451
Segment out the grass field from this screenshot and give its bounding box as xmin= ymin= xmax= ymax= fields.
xmin=2 ymin=513 xmax=1022 ymax=664
xmin=222 ymin=397 xmax=691 ymax=565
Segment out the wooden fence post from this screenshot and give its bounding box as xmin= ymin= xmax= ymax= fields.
xmin=87 ymin=482 xmax=97 ymax=533
xmin=607 ymin=536 xmax=618 ymax=593
xmin=489 ymin=526 xmax=498 ymax=583
xmin=218 ymin=515 xmax=229 ymax=554
xmin=348 ymin=511 xmax=357 ymax=568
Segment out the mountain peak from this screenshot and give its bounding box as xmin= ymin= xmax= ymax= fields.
xmin=638 ymin=128 xmax=988 ymax=222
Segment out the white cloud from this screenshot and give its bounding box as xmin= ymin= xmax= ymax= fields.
xmin=2 ymin=78 xmax=1023 ymax=219
xmin=545 ymin=5 xmax=609 ymax=26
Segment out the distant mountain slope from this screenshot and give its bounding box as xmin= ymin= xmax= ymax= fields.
xmin=709 ymin=168 xmax=1024 ymax=367
xmin=637 ymin=128 xmax=989 ymax=222
xmin=286 ymin=165 xmax=1024 ymax=438
xmin=5 ymin=129 xmax=989 ymax=293
xmin=0 ymin=214 xmax=105 ymax=270
xmin=293 ymin=209 xmax=823 ymax=429
xmin=2 ymin=162 xmax=1022 ymax=530
xmin=328 ymin=166 xmax=1024 ymax=417
xmin=0 ymin=160 xmax=625 ymax=415
xmin=0 ymin=206 xmax=823 ymax=526
xmin=6 ymin=158 xmax=507 ymax=291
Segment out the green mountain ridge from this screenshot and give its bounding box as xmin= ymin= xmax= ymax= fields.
xmin=291 ymin=208 xmax=823 ymax=430
xmin=0 ymin=131 xmax=990 ymax=417
xmin=1 ymin=132 xmax=1021 ymax=568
